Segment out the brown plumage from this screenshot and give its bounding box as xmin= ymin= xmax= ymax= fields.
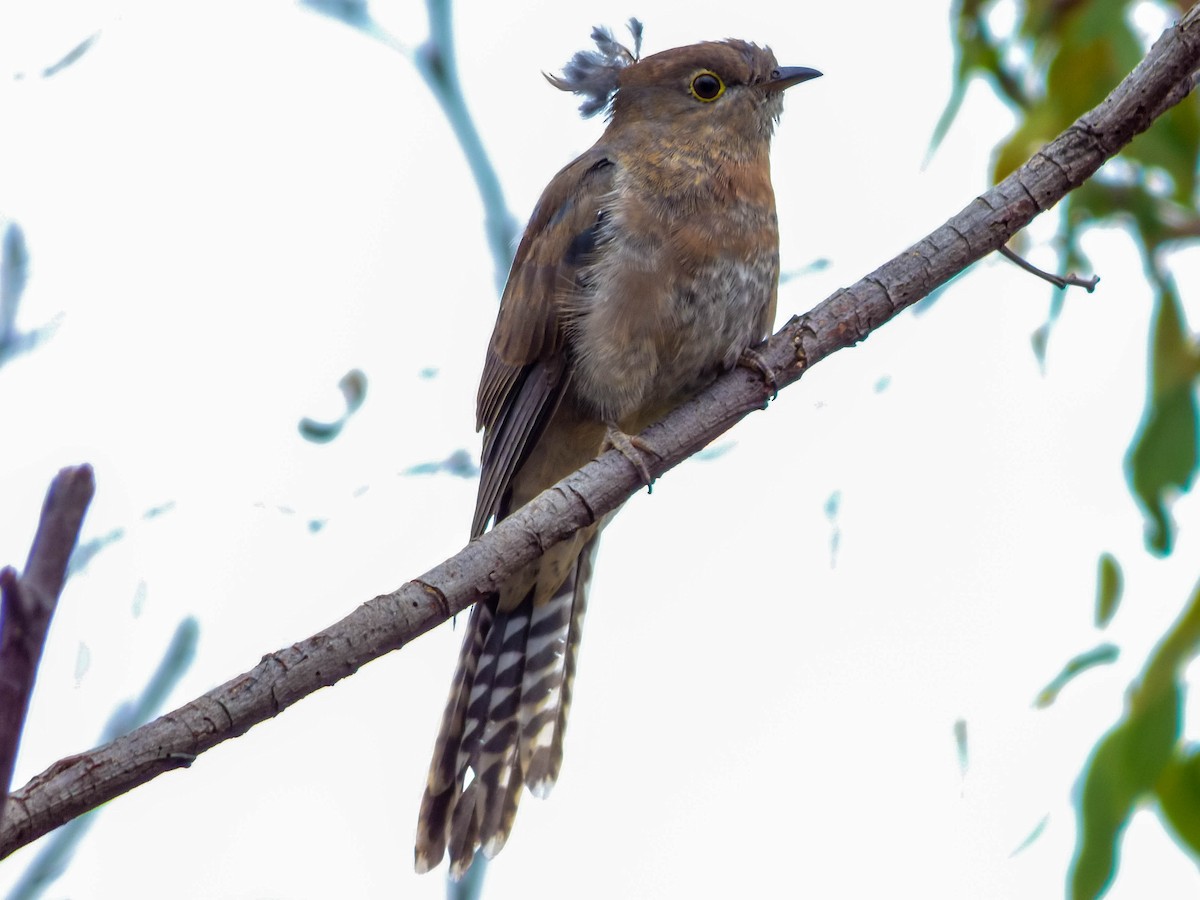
xmin=415 ymin=23 xmax=820 ymax=877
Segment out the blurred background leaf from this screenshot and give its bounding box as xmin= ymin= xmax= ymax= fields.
xmin=937 ymin=2 xmax=1200 ymax=896
xmin=1095 ymin=552 xmax=1123 ymax=628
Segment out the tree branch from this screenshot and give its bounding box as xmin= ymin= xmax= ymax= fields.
xmin=0 ymin=465 xmax=95 ymax=830
xmin=3 ymin=5 xmax=1200 ymax=860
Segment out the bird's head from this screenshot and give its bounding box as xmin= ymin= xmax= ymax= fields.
xmin=547 ymin=21 xmax=820 ymax=144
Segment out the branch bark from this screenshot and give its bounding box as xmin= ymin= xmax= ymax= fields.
xmin=0 ymin=465 xmax=94 ymax=831
xmin=4 ymin=5 xmax=1200 ymax=860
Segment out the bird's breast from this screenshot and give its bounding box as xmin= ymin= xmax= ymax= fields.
xmin=567 ymin=170 xmax=779 ymax=428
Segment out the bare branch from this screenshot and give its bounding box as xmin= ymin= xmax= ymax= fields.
xmin=3 ymin=4 xmax=1200 ymax=860
xmin=299 ymin=0 xmax=518 ymax=292
xmin=412 ymin=0 xmax=518 ymax=290
xmin=0 ymin=465 xmax=95 ymax=830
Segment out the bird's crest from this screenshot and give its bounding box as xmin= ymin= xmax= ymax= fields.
xmin=545 ymin=19 xmax=643 ymax=118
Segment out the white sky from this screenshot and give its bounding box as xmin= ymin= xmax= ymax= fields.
xmin=1 ymin=1 xmax=1199 ymax=898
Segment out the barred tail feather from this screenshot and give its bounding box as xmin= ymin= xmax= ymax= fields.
xmin=549 ymin=531 xmax=597 ymax=785
xmin=416 ymin=534 xmax=599 ymax=876
xmin=521 ymin=533 xmax=597 ymax=796
xmin=473 ymin=597 xmax=532 ymax=860
xmin=446 ymin=780 xmax=481 ymax=880
xmin=414 ymin=602 xmax=493 ymax=873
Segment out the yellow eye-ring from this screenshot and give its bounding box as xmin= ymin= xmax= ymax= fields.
xmin=689 ymin=70 xmax=725 ymax=102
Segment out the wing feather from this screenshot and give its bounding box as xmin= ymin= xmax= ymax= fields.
xmin=472 ymin=151 xmax=614 ymax=538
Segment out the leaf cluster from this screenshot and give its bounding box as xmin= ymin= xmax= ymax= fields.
xmin=939 ymin=3 xmax=1200 ymax=896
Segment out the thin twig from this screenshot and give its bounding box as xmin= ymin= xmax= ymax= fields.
xmin=413 ymin=0 xmax=517 ymax=291
xmin=299 ymin=0 xmax=518 ymax=293
xmin=0 ymin=220 xmax=29 ymax=366
xmin=999 ymin=245 xmax=1100 ymax=291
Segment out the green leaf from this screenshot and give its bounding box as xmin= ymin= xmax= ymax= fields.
xmin=1124 ymin=100 xmax=1200 ymax=204
xmin=1011 ymin=815 xmax=1050 ymax=857
xmin=1096 ymin=553 xmax=1123 ymax=628
xmin=38 ymin=32 xmax=101 ymax=79
xmin=1156 ymin=747 xmax=1200 ymax=859
xmin=298 ymin=368 xmax=370 ymax=444
xmin=992 ymin=106 xmax=1059 ymax=183
xmin=929 ymin=0 xmax=972 ymax=157
xmin=298 ymin=416 xmax=343 ymax=443
xmin=996 ymin=2 xmax=1138 ymax=186
xmin=1125 ymin=273 xmax=1200 ymax=556
xmin=1030 ymin=321 xmax=1050 ymax=367
xmin=1036 ymin=644 xmax=1120 ymax=708
xmin=1140 ymin=579 xmax=1200 ymax=698
xmin=930 ymin=0 xmax=1005 ymax=158
xmin=1071 ymin=681 xmax=1179 ymax=899
xmin=1072 ymin=579 xmax=1200 ymax=897
xmin=1045 ymin=32 xmax=1127 ymax=127
xmin=338 ymin=368 xmax=368 ymax=414
xmin=402 ymin=448 xmax=479 ymax=479
xmin=1067 ymin=179 xmax=1133 ymax=230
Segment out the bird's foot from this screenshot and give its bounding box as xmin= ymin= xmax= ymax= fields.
xmin=737 ymin=347 xmax=778 ymax=403
xmin=604 ymin=425 xmax=657 ymax=492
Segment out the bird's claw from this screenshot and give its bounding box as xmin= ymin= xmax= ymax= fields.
xmin=604 ymin=426 xmax=657 ymax=492
xmin=737 ymin=347 xmax=778 ymax=403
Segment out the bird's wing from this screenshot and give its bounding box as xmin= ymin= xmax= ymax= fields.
xmin=472 ymin=149 xmax=615 ymax=538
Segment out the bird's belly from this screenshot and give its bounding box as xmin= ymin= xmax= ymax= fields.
xmin=570 ymin=254 xmax=774 ymax=427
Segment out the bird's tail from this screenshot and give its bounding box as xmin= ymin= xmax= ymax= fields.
xmin=415 ymin=533 xmax=598 ymax=877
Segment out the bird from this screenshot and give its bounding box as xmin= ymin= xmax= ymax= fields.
xmin=415 ymin=21 xmax=820 ymax=877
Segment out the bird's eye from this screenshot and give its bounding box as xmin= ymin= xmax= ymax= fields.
xmin=689 ymin=71 xmax=725 ymax=102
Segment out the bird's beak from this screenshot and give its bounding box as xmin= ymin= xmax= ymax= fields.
xmin=762 ymin=66 xmax=823 ymax=93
